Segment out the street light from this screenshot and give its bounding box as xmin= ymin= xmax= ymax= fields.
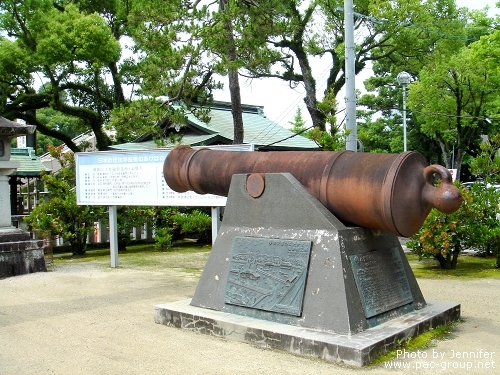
xmin=397 ymin=71 xmax=411 ymax=152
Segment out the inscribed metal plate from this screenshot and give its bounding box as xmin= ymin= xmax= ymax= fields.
xmin=350 ymin=247 xmax=413 ymax=318
xmin=224 ymin=237 xmax=312 ymax=316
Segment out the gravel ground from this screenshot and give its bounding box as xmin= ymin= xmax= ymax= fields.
xmin=1 ymin=263 xmax=498 ymax=375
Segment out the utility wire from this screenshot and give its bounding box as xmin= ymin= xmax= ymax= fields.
xmin=386 ymin=106 xmax=500 ymax=121
xmin=259 ymin=125 xmax=316 ymax=149
xmin=259 ymin=107 xmax=347 ymax=149
xmin=252 ymin=63 xmax=334 ymax=143
xmin=336 ymin=7 xmax=480 ymax=42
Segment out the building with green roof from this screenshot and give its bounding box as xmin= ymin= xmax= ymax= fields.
xmin=112 ymin=101 xmax=320 ymax=151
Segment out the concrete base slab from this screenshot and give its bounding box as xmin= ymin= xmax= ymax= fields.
xmin=155 ymin=299 xmax=460 ymax=367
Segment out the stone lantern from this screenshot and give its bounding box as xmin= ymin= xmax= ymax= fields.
xmin=0 ymin=117 xmax=46 ymax=278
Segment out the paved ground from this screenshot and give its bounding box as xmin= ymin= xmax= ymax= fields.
xmin=1 ymin=262 xmax=498 ymax=375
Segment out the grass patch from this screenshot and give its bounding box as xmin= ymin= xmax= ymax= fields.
xmin=52 ymin=240 xmax=211 ymax=275
xmin=406 ymin=253 xmax=499 ymax=279
xmin=370 ymin=322 xmax=457 ymax=366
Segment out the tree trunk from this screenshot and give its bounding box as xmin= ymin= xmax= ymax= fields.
xmin=91 ymin=121 xmax=111 ymax=151
xmin=295 ymin=50 xmax=325 ymax=130
xmin=436 ymin=243 xmax=460 ymax=269
xmin=437 ymin=254 xmax=452 ymax=269
xmin=228 ymin=69 xmax=244 ymax=144
xmin=220 ymin=0 xmax=244 ymax=144
xmin=72 ymin=234 xmax=87 ymax=256
xmin=108 ymin=62 xmax=126 ymax=104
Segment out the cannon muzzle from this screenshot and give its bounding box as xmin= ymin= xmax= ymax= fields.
xmin=163 ymin=146 xmax=462 ymax=237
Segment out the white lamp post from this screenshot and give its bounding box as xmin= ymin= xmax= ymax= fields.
xmin=397 ymin=71 xmax=411 ymax=152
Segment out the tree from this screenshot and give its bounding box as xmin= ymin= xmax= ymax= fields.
xmin=24 ymin=145 xmax=106 ymax=255
xmin=118 ymin=0 xmax=220 ymax=143
xmin=461 ymin=183 xmax=500 ymax=268
xmin=34 ymin=107 xmax=86 ymax=154
xmin=122 ymin=0 xmax=277 ymax=145
xmin=218 ymin=0 xmax=244 ymax=144
xmin=469 ymin=134 xmax=500 ymax=268
xmin=470 ymin=134 xmax=500 ymax=181
xmin=237 ymin=0 xmax=467 ymax=132
xmin=289 ymin=105 xmax=346 ymax=150
xmin=0 ymin=0 xmax=124 ymax=151
xmin=407 ymin=45 xmax=500 ymax=180
xmin=358 ymin=6 xmax=499 ymax=164
xmin=289 ymin=107 xmax=308 ymax=134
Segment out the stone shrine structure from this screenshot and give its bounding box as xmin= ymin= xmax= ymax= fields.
xmin=0 ymin=117 xmax=46 ymax=278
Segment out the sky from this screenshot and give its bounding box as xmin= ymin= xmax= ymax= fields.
xmin=213 ymin=1 xmax=500 ymax=129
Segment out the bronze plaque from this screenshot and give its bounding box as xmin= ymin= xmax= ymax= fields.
xmin=350 ymin=247 xmax=413 ymax=318
xmin=224 ymin=237 xmax=312 ymax=316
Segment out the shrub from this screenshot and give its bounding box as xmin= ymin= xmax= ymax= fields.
xmin=154 ymin=226 xmax=174 ymax=251
xmin=408 ymin=183 xmax=471 ymax=269
xmin=408 ymin=182 xmax=500 ymax=269
xmin=172 ymin=209 xmax=211 ymax=243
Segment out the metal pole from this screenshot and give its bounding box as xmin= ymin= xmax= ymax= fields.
xmin=211 ymin=207 xmax=221 ymax=245
xmin=109 ymin=205 xmax=119 ymax=268
xmin=397 ymin=71 xmax=411 ymax=152
xmin=344 ymin=0 xmax=357 ymax=151
xmin=402 ymin=84 xmax=407 ymax=152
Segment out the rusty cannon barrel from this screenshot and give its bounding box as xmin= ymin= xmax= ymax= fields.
xmin=163 ymin=145 xmax=462 ymax=237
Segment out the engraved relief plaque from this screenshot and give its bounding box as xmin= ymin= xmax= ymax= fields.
xmin=350 ymin=247 xmax=413 ymax=318
xmin=224 ymin=237 xmax=312 ymax=316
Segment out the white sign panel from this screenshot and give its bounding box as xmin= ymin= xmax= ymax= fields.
xmin=75 ymin=145 xmax=253 ymax=206
xmin=448 ymin=169 xmax=457 ymax=182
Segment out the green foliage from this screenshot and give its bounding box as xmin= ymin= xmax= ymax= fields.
xmin=154 ymin=227 xmax=174 ymax=252
xmin=24 ymin=145 xmax=106 ymax=255
xmin=470 ymin=134 xmax=500 ymax=182
xmin=152 ymin=207 xmax=181 ymax=251
xmin=117 ymin=206 xmax=154 ymax=251
xmin=306 ymin=127 xmax=346 ymax=151
xmin=0 ymin=0 xmax=122 ymax=151
xmin=32 ymin=3 xmax=120 ymax=67
xmin=151 ymin=207 xmax=211 ymax=249
xmin=35 ymin=107 xmax=86 ymax=154
xmin=290 ymin=106 xmax=345 ymax=151
xmin=289 ymin=107 xmax=308 ymax=134
xmin=172 ymin=209 xmax=211 ymax=243
xmin=468 ymin=136 xmax=500 ymax=268
xmin=407 ymin=41 xmax=500 ymax=178
xmin=414 ymin=135 xmax=500 ymax=268
xmin=408 ymin=207 xmax=464 ymax=270
xmin=408 ymin=183 xmax=471 ymax=269
xmin=409 ymin=182 xmax=500 ymax=269
xmin=461 ymin=183 xmax=500 ymax=268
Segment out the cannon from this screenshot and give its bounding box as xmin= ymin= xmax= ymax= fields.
xmin=163 ymin=145 xmax=462 ymax=237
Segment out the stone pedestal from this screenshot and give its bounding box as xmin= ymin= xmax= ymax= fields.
xmin=0 ymin=228 xmax=46 ymax=278
xmin=155 ymin=173 xmax=460 ymax=365
xmin=0 ymin=117 xmax=46 ymax=278
xmin=0 ymin=170 xmax=17 ymax=226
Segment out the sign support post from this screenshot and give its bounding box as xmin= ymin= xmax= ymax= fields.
xmin=211 ymin=207 xmax=221 ymax=245
xmin=75 ymin=145 xmax=253 ymax=267
xmin=109 ymin=205 xmax=119 ymax=268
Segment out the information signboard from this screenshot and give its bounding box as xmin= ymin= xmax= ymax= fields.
xmin=75 ymin=144 xmax=253 ymax=206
